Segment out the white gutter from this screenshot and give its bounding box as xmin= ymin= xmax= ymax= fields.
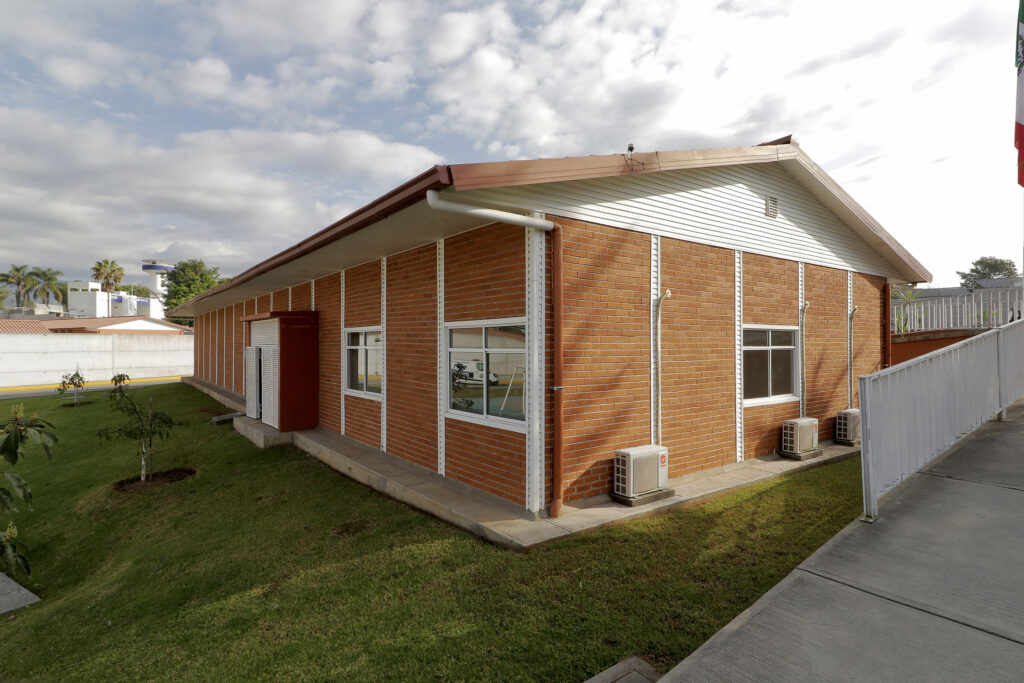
xmin=425 ymin=189 xmax=554 ymax=231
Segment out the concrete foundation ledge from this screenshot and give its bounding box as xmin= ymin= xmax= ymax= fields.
xmin=292 ymin=429 xmax=538 ymax=550
xmin=233 ymin=416 xmax=293 ymax=449
xmin=182 ymin=376 xmax=245 ymax=412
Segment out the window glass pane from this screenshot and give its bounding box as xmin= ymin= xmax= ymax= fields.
xmin=743 ymin=330 xmax=769 ymax=347
xmin=366 ymin=348 xmax=382 ymax=393
xmin=486 ymin=325 xmax=526 ymax=349
xmin=487 ymin=352 xmax=525 ymax=421
xmin=771 ymin=330 xmax=795 ymax=347
xmin=366 ymin=330 xmax=382 ymax=347
xmin=347 ymin=332 xmax=362 ymax=347
xmin=449 ymin=328 xmax=482 ymax=349
xmin=450 ymin=351 xmax=484 ymax=414
xmin=347 ymin=348 xmax=363 ymax=390
xmin=743 ymin=350 xmax=770 ymax=399
xmin=771 ymin=349 xmax=794 ymax=395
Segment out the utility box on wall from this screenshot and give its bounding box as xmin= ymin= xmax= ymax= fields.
xmin=242 ymin=311 xmax=319 ymax=433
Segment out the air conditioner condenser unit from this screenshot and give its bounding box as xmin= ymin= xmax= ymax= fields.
xmin=835 ymin=409 xmax=861 ymax=446
xmin=611 ymin=445 xmax=673 ymax=507
xmin=780 ymin=417 xmax=822 ymax=461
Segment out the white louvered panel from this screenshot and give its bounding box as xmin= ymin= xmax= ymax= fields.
xmin=261 ymin=345 xmax=279 ymax=429
xmin=460 ymin=163 xmax=902 ymax=279
xmin=251 ymin=318 xmax=279 ymax=347
xmin=244 ymin=347 xmax=260 ymax=419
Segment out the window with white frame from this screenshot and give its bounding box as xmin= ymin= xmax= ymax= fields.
xmin=743 ymin=328 xmax=797 ymax=400
xmin=448 ymin=322 xmax=526 ymax=422
xmin=346 ymin=328 xmax=382 ymax=396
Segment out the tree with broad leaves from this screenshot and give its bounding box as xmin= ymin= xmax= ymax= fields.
xmin=163 ymin=259 xmax=228 ymax=326
xmin=57 ymin=365 xmax=87 ymax=407
xmin=98 ymin=374 xmax=176 ymax=482
xmin=957 ymin=257 xmax=1020 ymax=292
xmin=0 ymin=403 xmax=58 ymax=577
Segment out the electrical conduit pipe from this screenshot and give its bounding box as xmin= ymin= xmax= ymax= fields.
xmin=653 ymin=289 xmax=672 ymax=446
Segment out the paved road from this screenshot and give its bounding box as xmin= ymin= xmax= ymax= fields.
xmin=664 ymin=401 xmax=1024 ymax=682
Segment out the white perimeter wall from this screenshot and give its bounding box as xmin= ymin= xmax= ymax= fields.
xmin=0 ymin=334 xmax=194 ymax=388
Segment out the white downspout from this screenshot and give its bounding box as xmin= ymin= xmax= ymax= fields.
xmin=425 ymin=189 xmax=554 ymax=231
xmin=653 ymin=289 xmax=672 ymax=445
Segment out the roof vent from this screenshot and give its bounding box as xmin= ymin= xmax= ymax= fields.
xmin=764 ymin=195 xmax=779 ymax=218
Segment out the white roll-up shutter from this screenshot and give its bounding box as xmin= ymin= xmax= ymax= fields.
xmin=245 ymin=346 xmax=261 ymax=419
xmin=260 ymin=345 xmax=279 ymax=429
xmin=251 ymin=319 xmax=279 ymax=346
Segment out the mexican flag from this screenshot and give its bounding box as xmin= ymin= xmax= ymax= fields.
xmin=1017 ymin=0 xmax=1024 ymax=185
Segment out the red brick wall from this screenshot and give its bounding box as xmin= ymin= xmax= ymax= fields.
xmin=744 ymin=401 xmax=801 ymax=458
xmin=315 ymin=273 xmax=342 ymax=433
xmin=386 ymin=244 xmax=438 ymax=471
xmin=272 ymin=288 xmax=289 ymax=312
xmin=744 ymin=253 xmax=799 ymax=326
xmin=195 ymin=312 xmax=204 ymax=381
xmin=852 ymin=273 xmax=885 ymax=405
xmin=256 ymin=294 xmax=270 ymax=314
xmin=291 ymin=282 xmax=312 ymax=311
xmin=345 ymin=261 xmax=382 ymax=328
xmin=804 ymin=265 xmax=848 ymax=439
xmin=445 ymin=419 xmax=526 ymax=505
xmin=661 ymin=239 xmax=736 ymax=475
xmin=444 ymin=223 xmax=525 ymax=322
xmin=558 ymin=219 xmax=650 ymax=503
xmin=345 ymin=394 xmax=382 ymax=449
xmin=233 ymin=303 xmax=244 ymax=394
xmin=221 ymin=307 xmax=231 ymax=390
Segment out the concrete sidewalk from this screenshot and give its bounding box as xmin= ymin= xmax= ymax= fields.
xmin=663 ymin=402 xmax=1024 ymax=682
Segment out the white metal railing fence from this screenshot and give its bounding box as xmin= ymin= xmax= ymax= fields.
xmin=892 ymin=288 xmax=1024 ymax=333
xmin=860 ymin=319 xmax=1024 ymax=519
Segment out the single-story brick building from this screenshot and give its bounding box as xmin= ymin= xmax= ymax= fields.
xmin=171 ymin=136 xmax=930 ymax=516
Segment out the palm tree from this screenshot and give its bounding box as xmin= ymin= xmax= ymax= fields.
xmin=91 ymin=259 xmax=125 ymax=293
xmin=28 ymin=267 xmax=64 ymax=305
xmin=0 ymin=265 xmax=33 ymax=308
xmin=0 ymin=285 xmax=11 ymax=312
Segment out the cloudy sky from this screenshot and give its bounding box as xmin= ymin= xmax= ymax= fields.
xmin=0 ymin=0 xmax=1015 ymax=287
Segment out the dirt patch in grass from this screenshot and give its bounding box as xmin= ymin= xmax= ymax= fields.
xmin=114 ymin=467 xmax=196 ymax=492
xmin=59 ymin=401 xmax=96 ymax=408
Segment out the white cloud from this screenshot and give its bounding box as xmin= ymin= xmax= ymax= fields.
xmin=0 ymin=107 xmax=440 ymax=279
xmin=0 ymin=0 xmax=1018 ymax=285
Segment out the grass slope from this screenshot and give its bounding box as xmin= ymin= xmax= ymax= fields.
xmin=0 ymin=384 xmax=861 ymax=680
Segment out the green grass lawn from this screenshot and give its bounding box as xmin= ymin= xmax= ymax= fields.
xmin=0 ymin=384 xmax=862 ymax=680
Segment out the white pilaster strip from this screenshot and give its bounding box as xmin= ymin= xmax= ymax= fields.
xmin=799 ymin=262 xmax=806 ymax=417
xmin=650 ymin=234 xmax=661 ymax=444
xmin=734 ymin=250 xmax=744 ymax=462
xmin=288 ymin=286 xmax=292 ymax=311
xmin=525 ymin=225 xmax=546 ymax=513
xmin=310 ymin=280 xmax=316 ymax=310
xmin=270 ymin=291 xmax=274 ymax=311
xmin=380 ymin=257 xmax=387 ymax=452
xmin=339 ymin=271 xmax=346 ymax=435
xmin=214 ymin=308 xmax=220 ymax=386
xmin=436 ymin=240 xmax=446 ymax=476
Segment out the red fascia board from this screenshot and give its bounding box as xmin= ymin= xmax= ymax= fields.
xmin=240 ymin=311 xmax=319 ymax=323
xmin=179 ymin=165 xmax=452 ymax=312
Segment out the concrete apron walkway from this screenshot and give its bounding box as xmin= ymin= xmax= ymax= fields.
xmin=663 ymin=400 xmax=1024 ymax=682
xmin=232 ymin=410 xmax=857 ymax=549
xmin=185 ymin=377 xmax=859 ymax=548
xmin=0 ymin=573 xmax=39 ymax=615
